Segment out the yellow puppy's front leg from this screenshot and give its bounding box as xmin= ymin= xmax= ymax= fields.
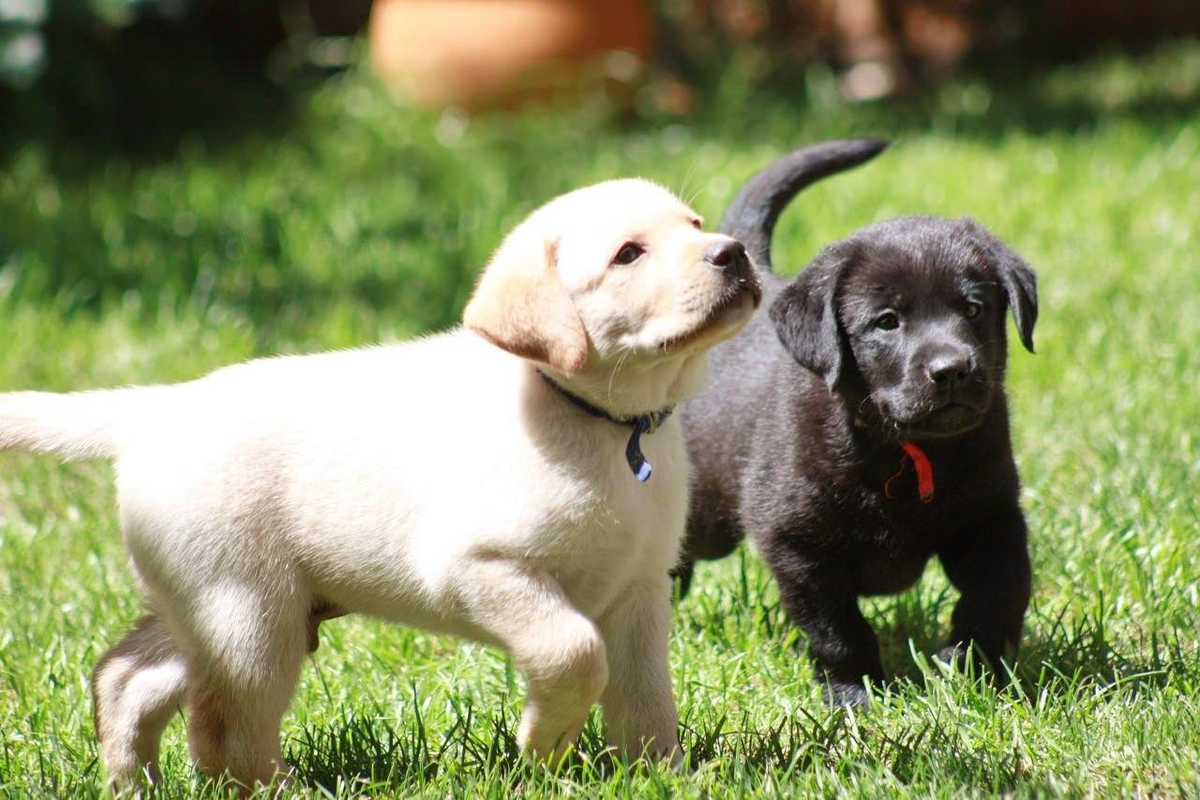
xmin=457 ymin=560 xmax=609 ymax=762
xmin=597 ymin=575 xmax=682 ymax=766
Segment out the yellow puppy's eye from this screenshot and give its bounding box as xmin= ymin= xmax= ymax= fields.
xmin=690 ymin=218 xmax=703 ymax=230
xmin=613 ymin=242 xmax=645 ymax=266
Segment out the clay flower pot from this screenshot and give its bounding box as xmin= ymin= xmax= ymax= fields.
xmin=369 ymin=0 xmax=654 ymax=108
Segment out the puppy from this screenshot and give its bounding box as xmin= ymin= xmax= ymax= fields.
xmin=680 ymin=144 xmax=1036 ymax=705
xmin=0 ymin=179 xmax=761 ymax=788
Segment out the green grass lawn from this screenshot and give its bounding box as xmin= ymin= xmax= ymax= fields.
xmin=2 ymin=40 xmax=1199 ymax=797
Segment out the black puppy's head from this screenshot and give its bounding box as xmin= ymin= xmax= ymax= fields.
xmin=771 ymin=216 xmax=1037 ymax=440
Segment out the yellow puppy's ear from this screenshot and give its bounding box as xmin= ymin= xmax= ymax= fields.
xmin=463 ymin=224 xmax=589 ymax=375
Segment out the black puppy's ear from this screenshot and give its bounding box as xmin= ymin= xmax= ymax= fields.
xmin=770 ymin=247 xmax=847 ymax=389
xmin=962 ymin=218 xmax=1038 ymax=353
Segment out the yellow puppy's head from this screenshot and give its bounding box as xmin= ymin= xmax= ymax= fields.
xmin=464 ymin=180 xmax=761 ymax=392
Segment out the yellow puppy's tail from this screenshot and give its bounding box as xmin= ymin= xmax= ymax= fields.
xmin=0 ymin=387 xmax=149 ymax=461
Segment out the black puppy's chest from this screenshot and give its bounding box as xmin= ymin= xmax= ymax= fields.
xmin=823 ymin=450 xmax=988 ymax=595
xmin=848 ymin=492 xmax=954 ymax=595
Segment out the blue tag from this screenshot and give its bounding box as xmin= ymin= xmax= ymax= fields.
xmin=625 ymin=416 xmax=654 ymax=482
xmin=634 ymin=460 xmax=652 ymax=482
xmin=537 ymin=371 xmax=672 ymax=484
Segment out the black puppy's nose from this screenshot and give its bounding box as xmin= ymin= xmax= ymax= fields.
xmin=926 ymin=355 xmax=972 ymax=388
xmin=704 ymin=240 xmax=750 ymax=279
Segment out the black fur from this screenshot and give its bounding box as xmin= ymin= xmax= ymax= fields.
xmin=721 ymin=137 xmax=891 ymax=269
xmin=680 ymin=144 xmax=1036 ymax=705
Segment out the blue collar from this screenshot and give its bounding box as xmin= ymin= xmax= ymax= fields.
xmin=538 ymin=371 xmax=673 ymax=482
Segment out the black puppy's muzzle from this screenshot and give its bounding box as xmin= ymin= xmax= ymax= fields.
xmin=705 ymin=240 xmax=761 ymax=302
xmin=880 ymin=351 xmax=991 ymax=438
xmin=923 ymin=352 xmax=989 ymax=410
xmin=926 ymin=354 xmax=970 ymax=390
xmin=872 ymin=348 xmax=993 ymax=438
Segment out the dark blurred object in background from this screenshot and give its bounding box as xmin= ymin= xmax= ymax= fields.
xmin=0 ymin=0 xmax=371 ymax=157
xmin=362 ymin=0 xmax=1200 ymax=106
xmin=2 ymin=0 xmax=1199 ymax=142
xmin=0 ymin=0 xmax=373 ymax=89
xmin=194 ymin=0 xmax=371 ymax=68
xmin=659 ymin=0 xmax=1200 ymax=101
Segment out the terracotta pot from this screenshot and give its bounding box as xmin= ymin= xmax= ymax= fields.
xmin=369 ymin=0 xmax=654 ymax=108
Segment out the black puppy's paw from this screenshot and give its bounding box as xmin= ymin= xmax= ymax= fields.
xmin=822 ymin=681 xmax=872 ymax=708
xmin=936 ymin=642 xmax=1010 ymax=682
xmin=935 ymin=643 xmax=990 ymax=678
xmin=669 ymin=561 xmax=695 ymax=600
xmin=936 ymin=642 xmax=970 ymax=668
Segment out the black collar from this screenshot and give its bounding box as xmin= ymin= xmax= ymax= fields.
xmin=537 ymin=371 xmax=673 ymax=482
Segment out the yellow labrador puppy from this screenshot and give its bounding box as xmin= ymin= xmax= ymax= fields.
xmin=0 ymin=179 xmax=761 ymax=789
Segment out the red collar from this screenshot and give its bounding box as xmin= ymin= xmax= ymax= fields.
xmin=884 ymin=441 xmax=935 ymax=503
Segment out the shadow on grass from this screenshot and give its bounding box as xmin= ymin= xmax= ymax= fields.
xmin=286 ymin=696 xmax=529 ymax=794
xmin=693 ymin=552 xmax=1199 ymax=706
xmin=1015 ymin=606 xmax=1199 ymax=697
xmin=284 ymin=700 xmax=845 ymax=793
xmin=710 ymin=66 xmax=1200 ymax=144
xmin=5 ymin=22 xmax=1199 ymax=168
xmin=682 ymin=544 xmax=1198 ymax=706
xmin=271 ymin=475 xmax=1193 ymax=791
xmin=273 ymin=612 xmax=1197 ymax=794
xmin=873 ymin=592 xmax=1200 ymax=703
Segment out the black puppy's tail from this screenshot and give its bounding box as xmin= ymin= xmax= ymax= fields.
xmin=720 ymin=138 xmax=890 ymax=271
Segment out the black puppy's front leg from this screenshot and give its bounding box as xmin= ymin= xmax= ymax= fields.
xmin=769 ymin=553 xmax=884 ymax=705
xmin=937 ymin=509 xmax=1031 ymax=674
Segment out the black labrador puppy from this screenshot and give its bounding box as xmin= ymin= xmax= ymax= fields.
xmin=680 ymin=141 xmax=1037 ymax=705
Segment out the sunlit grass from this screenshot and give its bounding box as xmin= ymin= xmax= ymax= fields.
xmin=1 ymin=40 xmax=1199 ymax=796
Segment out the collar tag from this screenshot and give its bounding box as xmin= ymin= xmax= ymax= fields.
xmin=539 ymin=371 xmax=673 ymax=482
xmin=884 ymin=440 xmax=935 ymax=503
xmin=626 ymin=413 xmax=671 ymax=482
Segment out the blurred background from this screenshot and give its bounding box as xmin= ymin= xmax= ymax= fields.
xmin=1 ymin=0 xmax=1197 ymax=354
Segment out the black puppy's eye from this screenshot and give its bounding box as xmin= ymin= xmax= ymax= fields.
xmin=612 ymin=242 xmax=645 ymax=266
xmin=874 ymin=311 xmax=900 ymax=331
xmin=964 ymin=300 xmax=983 ymax=318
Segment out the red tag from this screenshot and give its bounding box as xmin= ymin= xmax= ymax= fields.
xmin=884 ymin=441 xmax=935 ymax=503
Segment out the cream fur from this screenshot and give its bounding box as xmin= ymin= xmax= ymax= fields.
xmin=0 ymin=179 xmax=759 ymax=790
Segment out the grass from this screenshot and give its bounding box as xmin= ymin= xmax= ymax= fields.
xmin=2 ymin=38 xmax=1200 ymax=797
